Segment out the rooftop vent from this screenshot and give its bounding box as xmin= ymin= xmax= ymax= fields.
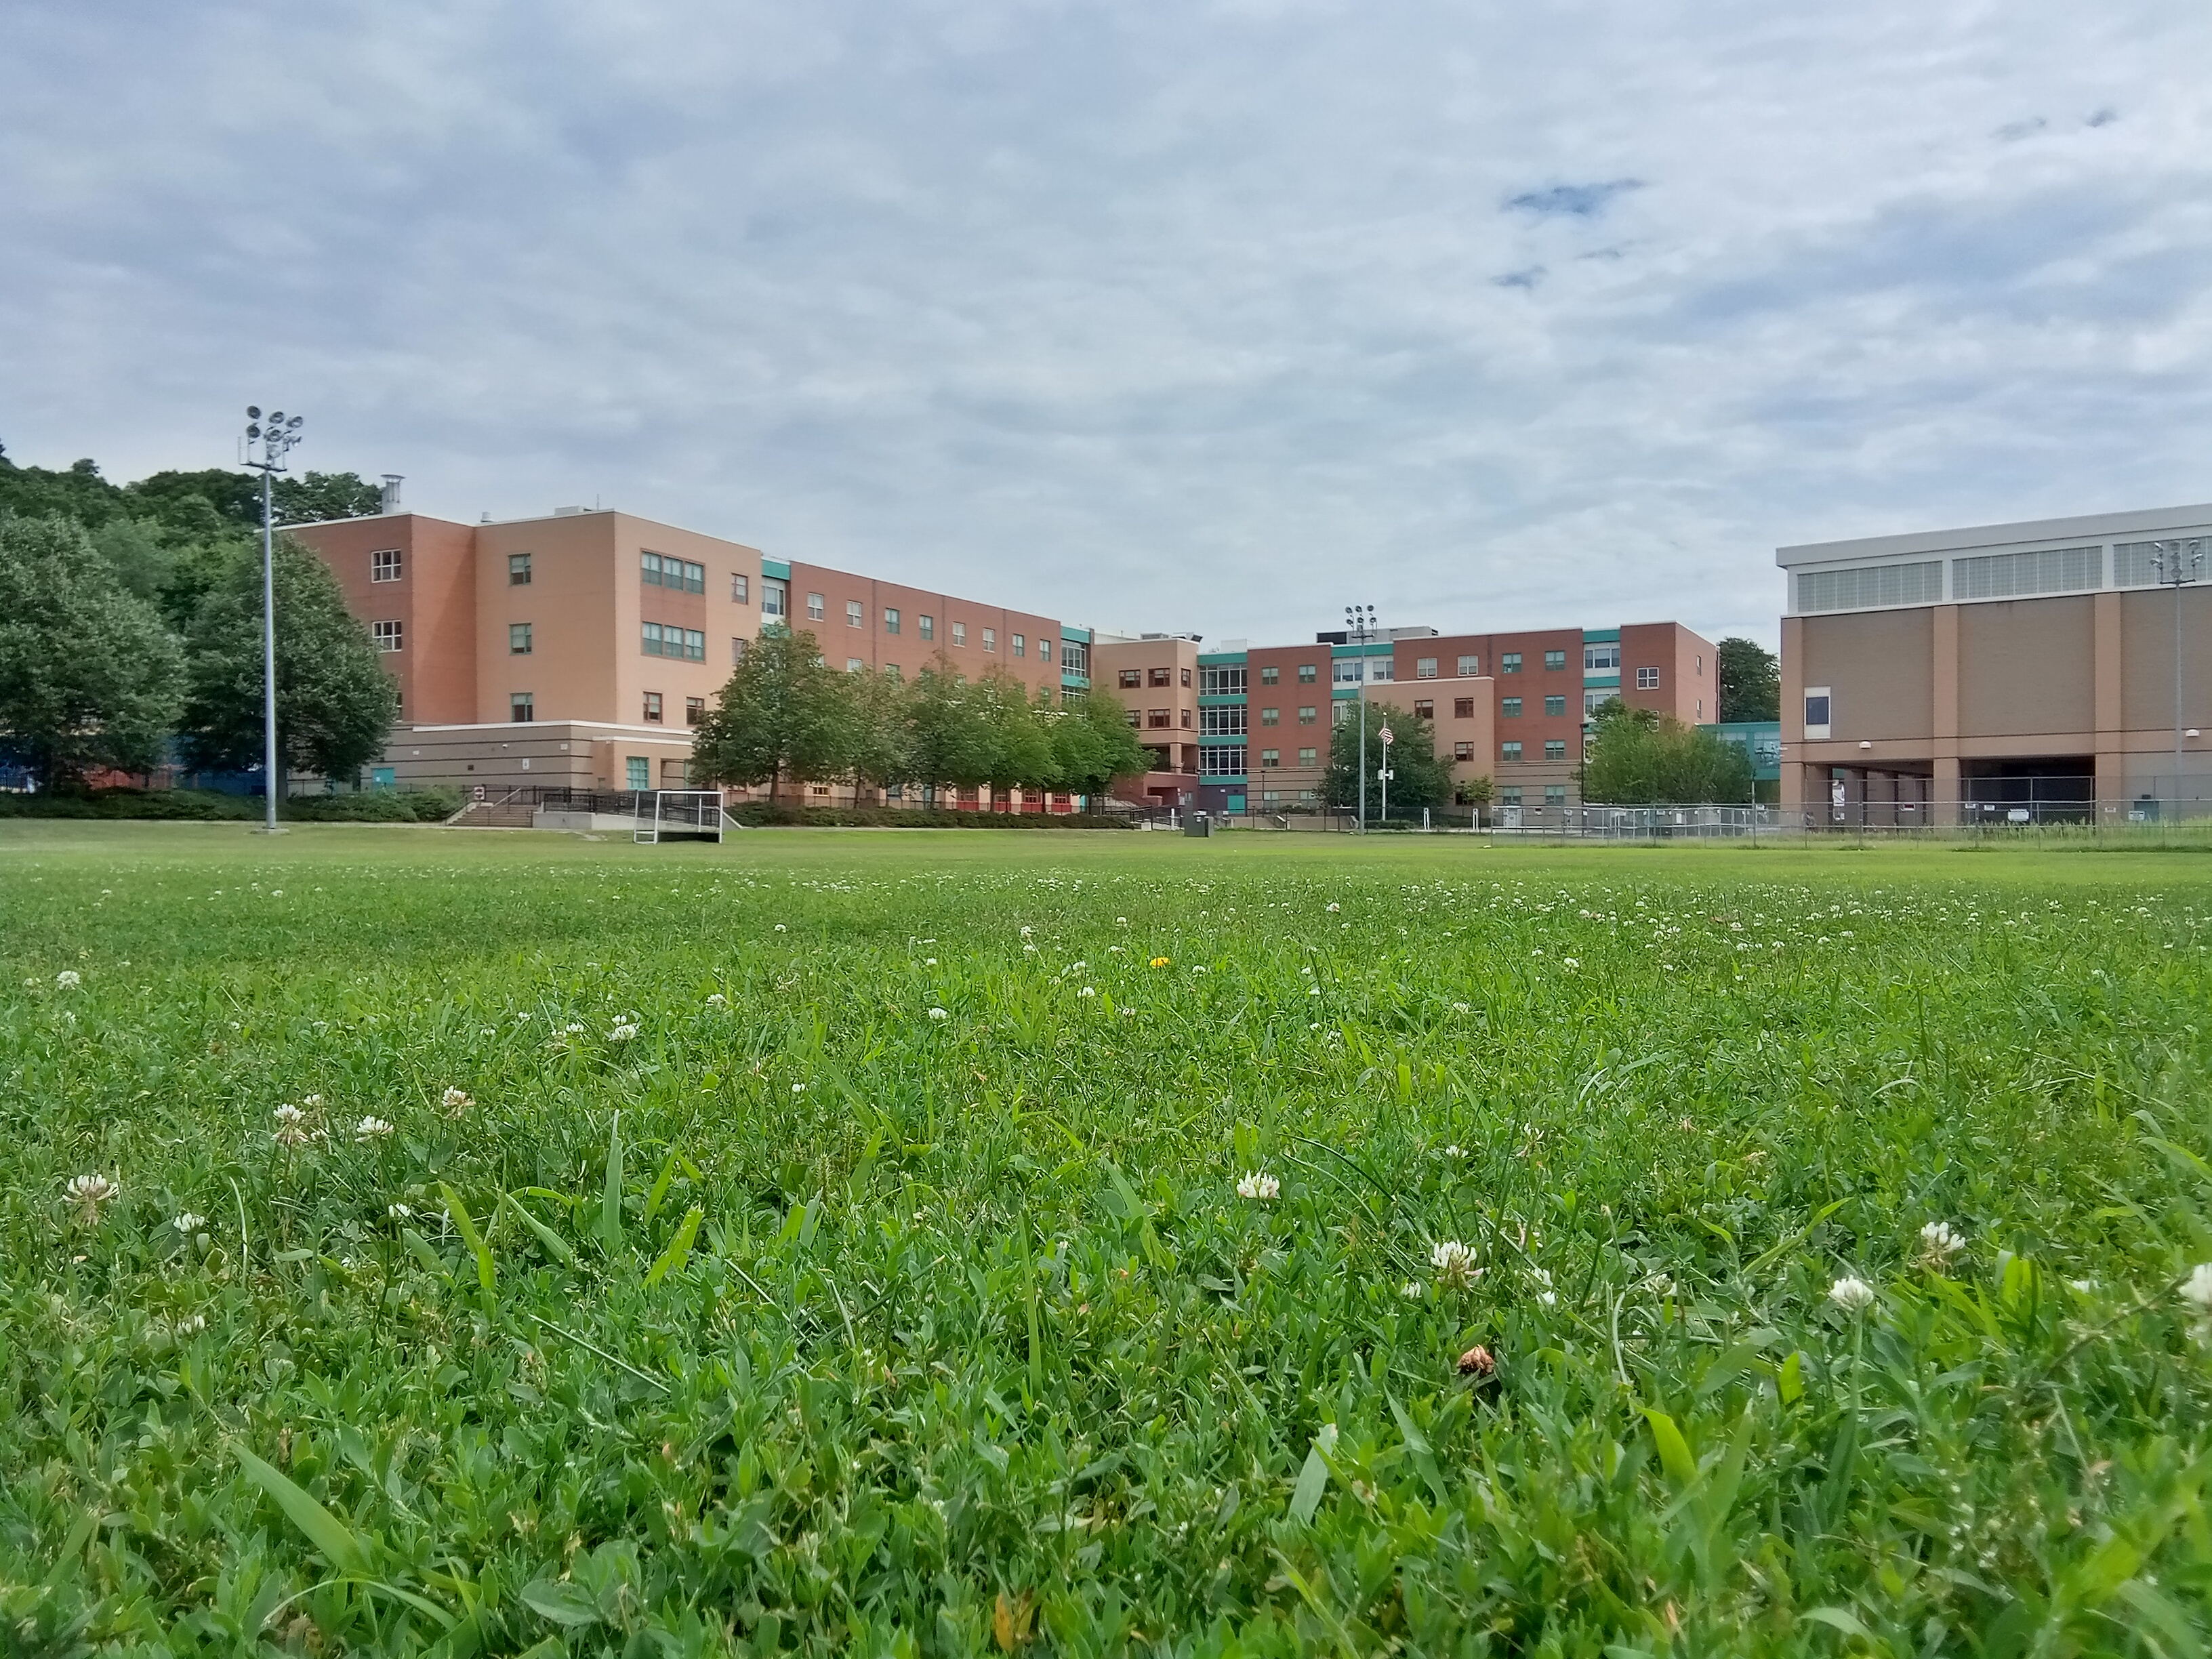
xmin=553 ymin=505 xmax=588 ymax=517
xmin=379 ymin=474 xmax=403 ymax=514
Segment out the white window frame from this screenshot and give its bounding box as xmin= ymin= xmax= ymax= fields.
xmin=1803 ymin=687 xmax=1832 ymax=740
xmin=372 ymin=619 xmax=403 ymax=651
xmin=1636 ymin=665 xmax=1660 ymax=689
xmin=371 ymin=548 xmax=403 ymax=583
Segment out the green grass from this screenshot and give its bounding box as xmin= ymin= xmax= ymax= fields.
xmin=5 ymin=823 xmax=2212 ymax=1656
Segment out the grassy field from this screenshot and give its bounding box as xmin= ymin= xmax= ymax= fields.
xmin=5 ymin=822 xmax=2211 ymax=1656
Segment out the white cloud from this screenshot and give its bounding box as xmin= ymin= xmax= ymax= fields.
xmin=3 ymin=0 xmax=2208 ymax=650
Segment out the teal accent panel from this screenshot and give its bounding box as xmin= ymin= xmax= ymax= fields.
xmin=1582 ymin=626 xmax=1621 ymax=642
xmin=1583 ymin=673 xmax=1620 ymax=687
xmin=1061 ymin=626 xmax=1091 ymax=643
xmin=761 ymin=558 xmax=791 ymax=580
xmin=1061 ymin=672 xmax=1090 ymax=690
xmin=1197 ymin=651 xmax=1248 ymax=665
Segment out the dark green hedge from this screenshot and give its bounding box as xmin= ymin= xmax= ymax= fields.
xmin=0 ymin=787 xmax=461 ymax=823
xmin=729 ymin=803 xmax=1132 ymax=830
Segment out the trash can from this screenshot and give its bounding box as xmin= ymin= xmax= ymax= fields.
xmin=1184 ymin=811 xmax=1212 ymax=837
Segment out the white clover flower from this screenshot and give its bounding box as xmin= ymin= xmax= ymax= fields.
xmin=1401 ymin=1281 xmax=1425 ymax=1300
xmin=563 ymin=1022 xmax=587 ymax=1036
xmin=1828 ymin=1275 xmax=1877 ymax=1312
xmin=924 ymin=957 xmax=938 ymax=966
xmin=1078 ymin=986 xmax=1097 ymax=998
xmin=173 ymin=1212 xmax=207 ymax=1235
xmin=514 ymin=1010 xmax=533 ymax=1023
xmin=774 ymin=924 xmax=787 ymax=932
xmin=1430 ymin=1240 xmax=1481 ymax=1288
xmin=792 ymin=1082 xmax=806 ymax=1094
xmin=442 ymin=1086 xmax=474 ymax=1115
xmin=705 ymin=993 xmax=727 ymax=1007
xmin=1326 ymin=903 xmax=1340 ymax=913
xmin=65 ymin=1173 xmax=121 ymax=1221
xmin=55 ymin=970 xmax=81 ymax=989
xmin=272 ymin=1103 xmax=306 ymax=1126
xmin=609 ymin=1022 xmax=640 ymax=1042
xmin=1441 ymin=1145 xmax=1467 ymax=1159
xmin=927 ymin=1007 xmax=949 ymax=1021
xmin=1108 ymin=945 xmax=1125 ymax=954
xmin=1191 ymin=965 xmax=1208 ymax=975
xmin=176 ymin=1313 xmax=206 ymax=1336
xmin=1021 ymin=926 xmax=1033 ymax=937
xmin=1235 ymin=1171 xmax=1280 ymax=1201
xmin=302 ymin=1094 xmax=325 ymax=1110
xmin=2181 ymin=1263 xmax=2212 ymax=1336
xmin=1451 ymin=1001 xmax=1471 ymax=1013
xmin=388 ymin=1202 xmax=414 ymax=1221
xmin=1919 ymin=1221 xmax=1966 ymax=1265
xmin=1562 ymin=957 xmax=1580 ymax=969
xmin=354 ymin=1116 xmax=396 ymax=1142
xmin=1116 ymin=916 xmax=1128 ymax=924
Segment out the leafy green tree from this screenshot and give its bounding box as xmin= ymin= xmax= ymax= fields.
xmin=690 ymin=628 xmax=854 ymax=807
xmin=1717 ymin=637 xmax=1780 ymax=722
xmin=1581 ymin=699 xmax=1754 ymax=803
xmin=0 ymin=453 xmax=131 ymax=529
xmin=977 ymin=672 xmax=1057 ymax=806
xmin=905 ymin=663 xmax=994 ymax=804
xmin=274 ymin=472 xmax=385 ymax=525
xmin=1322 ymin=701 xmax=1453 ymax=822
xmin=179 ymin=535 xmax=399 ymax=790
xmin=0 ymin=515 xmax=185 ymax=787
xmin=842 ymin=667 xmax=914 ymax=804
xmin=1050 ymin=689 xmax=1150 ymax=806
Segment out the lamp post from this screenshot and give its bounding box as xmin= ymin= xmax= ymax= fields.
xmin=1344 ymin=605 xmax=1376 ymax=832
xmin=241 ymin=407 xmax=304 ymax=833
xmin=1378 ymin=722 xmax=1394 ymax=824
xmin=2149 ymin=538 xmax=2205 ymax=819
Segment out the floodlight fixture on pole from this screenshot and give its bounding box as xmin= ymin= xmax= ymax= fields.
xmin=241 ymin=406 xmax=305 ymax=833
xmin=2150 ymin=537 xmax=2205 ymax=817
xmin=1345 ymin=604 xmax=1377 ymax=832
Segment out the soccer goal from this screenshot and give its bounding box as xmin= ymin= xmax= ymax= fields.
xmin=634 ymin=790 xmax=727 ymax=844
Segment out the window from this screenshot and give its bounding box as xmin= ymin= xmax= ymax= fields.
xmin=847 ymin=657 xmax=864 ymax=672
xmin=360 ymin=618 xmax=405 ymax=657
xmin=686 ymin=696 xmax=705 ymax=726
xmin=643 ymin=692 xmax=663 ymax=723
xmin=1260 ymin=665 xmax=1279 ymax=686
xmin=1261 ymin=748 xmax=1280 ymax=768
xmin=806 ymin=592 xmax=825 ymax=621
xmin=1502 ymin=697 xmax=1522 ymax=717
xmin=1119 ymin=668 xmax=1142 ymax=689
xmin=1584 ymin=688 xmax=1614 ymax=716
xmin=1039 ymin=638 xmax=1054 ymax=665
xmin=1544 ymin=695 xmax=1566 ymax=716
xmin=1544 ymin=649 xmax=1567 ymax=671
xmin=1696 ymin=655 xmax=1703 ymax=674
xmin=1200 ymin=706 xmax=1246 ymax=736
xmin=1803 ymin=688 xmax=1832 ymax=738
xmin=1501 ymin=652 xmax=1521 ymax=674
xmin=508 ymin=553 xmax=532 ymax=586
xmin=1200 ymin=665 xmax=1247 ymax=695
xmin=1012 ymin=633 xmax=1025 ymax=657
xmin=982 ymin=628 xmax=996 ymax=653
xmin=642 ymin=623 xmax=706 ymax=660
xmin=371 ymin=548 xmax=403 ymax=583
xmin=1333 ymin=701 xmax=1356 ymax=724
xmin=1149 ymin=666 xmax=1171 ymax=687
xmin=884 ymin=607 xmax=901 ymax=634
xmin=1063 ymin=639 xmax=1088 ymax=674
xmin=1454 ymin=741 xmax=1475 ymax=761
xmin=920 ymin=614 xmax=935 ymax=640
xmin=1416 ymin=657 xmax=1437 ymax=679
xmin=1795 ymin=561 xmax=1942 ymax=613
xmin=1147 ymin=708 xmax=1172 ymax=729
xmin=1637 ymin=665 xmax=1660 ymax=689
xmin=884 ymin=664 xmax=901 ymax=681
xmin=1544 ymin=739 xmax=1568 ymax=760
xmin=1333 ymin=659 xmax=1364 ymax=684
xmin=1453 ymin=697 xmax=1475 ymax=718
xmin=642 ymin=554 xmax=704 ymax=592
xmin=1544 ymin=785 xmax=1567 ymax=807
xmin=1584 ymin=642 xmax=1621 ymax=671
xmin=1297 ymin=663 xmax=1317 ymax=684
xmin=1502 ymin=741 xmax=1523 ymax=762
xmin=1456 ymin=655 xmax=1479 ymax=676
xmin=951 ymin=621 xmax=966 ymax=647
xmin=1298 ymin=747 xmax=1317 ymax=766
xmin=1500 ymin=785 xmax=1522 ymax=806
xmin=626 ymin=756 xmax=649 ymax=791
xmin=731 ymin=573 xmax=749 ymax=603
xmin=1179 ymin=709 xmax=1193 ymax=729
xmin=1370 ymin=659 xmax=1394 ymax=682
xmin=1198 ymin=746 xmax=1246 ymax=777
xmin=1181 ymin=667 xmax=1193 ymax=687
xmin=1414 ymin=699 xmax=1434 ymax=720
xmin=1298 ymin=705 xmax=1317 ymax=724
xmin=762 ymin=579 xmax=786 ymax=618
xmin=510 ymin=692 xmax=534 ymax=722
xmin=1126 ymin=710 xmax=1141 ymax=728
xmin=509 ymin=623 xmax=532 ymax=655
xmin=847 ymin=599 xmax=864 ymax=628
xmin=732 ymin=636 xmax=747 ymax=665
xmin=1260 ymin=706 xmax=1279 ymax=726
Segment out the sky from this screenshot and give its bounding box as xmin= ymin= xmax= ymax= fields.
xmin=3 ymin=1 xmax=2209 ymax=651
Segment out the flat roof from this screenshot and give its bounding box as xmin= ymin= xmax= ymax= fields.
xmin=1777 ymin=504 xmax=2212 ymax=569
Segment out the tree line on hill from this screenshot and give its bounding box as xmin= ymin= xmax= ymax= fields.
xmin=0 ymin=446 xmax=401 ymax=792
xmin=691 ymin=626 xmax=1151 ymax=808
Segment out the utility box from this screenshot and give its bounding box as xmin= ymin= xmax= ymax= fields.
xmin=1183 ymin=811 xmax=1212 ymax=837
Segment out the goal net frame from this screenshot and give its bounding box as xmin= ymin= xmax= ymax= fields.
xmin=634 ymin=789 xmax=726 ymax=844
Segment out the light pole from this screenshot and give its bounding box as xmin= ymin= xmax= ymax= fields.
xmin=2150 ymin=537 xmax=2205 ymax=819
xmin=1344 ymin=604 xmax=1376 ymax=832
xmin=1378 ymin=720 xmax=1393 ymax=823
xmin=241 ymin=407 xmax=304 ymax=833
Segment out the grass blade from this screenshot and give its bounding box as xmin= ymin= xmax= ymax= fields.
xmin=234 ymin=1446 xmax=369 ymax=1574
xmin=438 ymin=1184 xmax=495 ymax=1290
xmin=499 ymin=1191 xmax=576 ymax=1265
xmin=600 ymin=1110 xmax=624 ymax=1250
xmin=644 ymin=1205 xmax=703 ymax=1286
